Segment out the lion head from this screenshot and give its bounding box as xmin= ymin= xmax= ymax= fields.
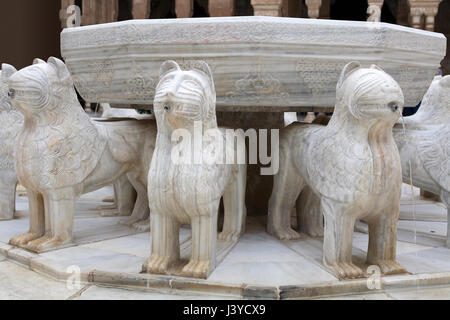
xmin=0 ymin=64 xmax=18 ymax=113
xmin=153 ymin=60 xmax=216 ymax=131
xmin=0 ymin=64 xmax=24 ymax=158
xmin=334 ymin=61 xmax=404 ymax=125
xmin=405 ymin=74 xmax=450 ymax=126
xmin=3 ymin=57 xmax=76 ymax=119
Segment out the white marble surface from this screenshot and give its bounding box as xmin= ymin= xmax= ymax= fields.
xmin=0 ymin=260 xmax=78 ymax=300
xmin=75 ymin=285 xmax=235 ymax=300
xmin=60 ymin=17 xmax=446 ymax=109
xmin=0 ymin=186 xmax=449 ymax=299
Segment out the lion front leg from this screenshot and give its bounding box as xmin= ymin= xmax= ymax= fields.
xmin=25 ymin=188 xmax=76 ymax=252
xmin=0 ymin=175 xmax=17 ymax=221
xmin=142 ymin=212 xmax=180 ymax=275
xmin=218 ymin=164 xmax=247 ymax=242
xmin=9 ymin=189 xmax=45 ymax=247
xmin=322 ymin=198 xmax=364 ymax=280
xmin=181 ymin=208 xmax=219 ymax=279
xmin=366 ymin=202 xmax=407 ymax=276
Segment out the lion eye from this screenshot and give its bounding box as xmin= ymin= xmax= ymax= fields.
xmin=8 ymin=89 xmax=15 ymax=98
xmin=164 ymin=105 xmax=170 ymax=111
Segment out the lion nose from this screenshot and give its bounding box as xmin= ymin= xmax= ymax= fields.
xmin=8 ymin=89 xmax=15 ymax=98
xmin=388 ymin=102 xmax=399 ymax=112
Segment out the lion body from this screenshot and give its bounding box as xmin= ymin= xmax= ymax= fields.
xmin=393 ymin=75 xmax=450 ymax=247
xmin=6 ymin=58 xmax=156 ymax=252
xmin=268 ymin=62 xmax=406 ymax=279
xmin=143 ymin=60 xmax=246 ymax=279
xmin=0 ymin=67 xmax=23 ymax=220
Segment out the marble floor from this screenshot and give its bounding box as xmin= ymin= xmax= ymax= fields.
xmin=0 ymin=184 xmax=449 ymax=300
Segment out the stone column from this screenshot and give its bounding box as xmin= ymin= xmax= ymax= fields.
xmin=423 ymin=6 xmax=440 ymax=31
xmin=435 ymin=0 xmax=449 ymax=75
xmin=408 ymin=0 xmax=442 ymax=30
xmin=81 ymin=0 xmax=118 ymax=25
xmin=209 ymin=0 xmax=234 ymax=16
xmin=60 ymin=0 xmax=76 ymax=28
xmin=319 ymin=0 xmax=330 ymax=19
xmin=304 ymin=1 xmax=323 ymax=123
xmin=367 ymin=0 xmax=384 ymax=22
xmin=176 ymin=0 xmax=194 ymax=18
xmin=397 ymin=0 xmax=411 ymax=26
xmin=132 ymin=0 xmax=151 ymax=19
xmin=251 ymin=0 xmax=283 ymax=16
xmin=305 ymin=0 xmax=322 ymax=18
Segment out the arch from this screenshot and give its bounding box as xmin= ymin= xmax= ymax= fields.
xmin=118 ymin=0 xmax=133 ymax=20
xmin=193 ymin=0 xmax=210 ymax=17
xmin=150 ymin=0 xmax=176 ymax=18
xmin=381 ymin=0 xmax=397 ymax=23
xmin=330 ymin=0 xmax=368 ymax=21
xmin=235 ymin=0 xmax=254 ymax=15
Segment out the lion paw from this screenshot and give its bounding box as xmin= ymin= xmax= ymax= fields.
xmin=25 ymin=236 xmax=68 ymax=252
xmin=132 ymin=218 xmax=150 ymax=232
xmin=9 ymin=232 xmax=42 ymax=247
xmin=326 ymin=262 xmax=365 ymax=280
xmin=373 ymin=260 xmax=407 ymax=275
xmin=118 ymin=217 xmax=139 ymax=226
xmin=142 ymin=255 xmax=174 ymax=274
xmin=268 ymin=227 xmax=302 ymax=240
xmin=218 ymin=230 xmax=240 ymax=242
xmin=181 ymin=260 xmax=211 ymax=279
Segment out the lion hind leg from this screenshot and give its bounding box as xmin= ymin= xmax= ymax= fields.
xmin=9 ymin=189 xmax=45 ymax=247
xmin=297 ymin=187 xmax=323 ymax=237
xmin=119 ymin=173 xmax=149 ymax=228
xmin=267 ymin=145 xmax=304 ymax=240
xmin=219 ymin=164 xmax=247 ymax=242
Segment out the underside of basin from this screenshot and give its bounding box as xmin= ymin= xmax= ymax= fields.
xmin=60 ymin=16 xmax=447 ymax=110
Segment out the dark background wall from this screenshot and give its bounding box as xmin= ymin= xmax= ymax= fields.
xmin=0 ymin=0 xmax=61 ymax=70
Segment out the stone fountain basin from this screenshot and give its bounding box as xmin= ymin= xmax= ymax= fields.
xmin=60 ymin=16 xmax=446 ymax=110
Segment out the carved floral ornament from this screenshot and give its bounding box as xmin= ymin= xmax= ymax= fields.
xmin=226 ymin=64 xmax=289 ymax=105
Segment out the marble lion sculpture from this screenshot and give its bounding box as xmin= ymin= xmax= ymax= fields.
xmin=95 ymin=103 xmax=138 ymax=220
xmin=393 ymin=75 xmax=450 ymax=247
xmin=4 ymin=57 xmax=156 ymax=252
xmin=268 ymin=61 xmax=407 ymax=279
xmin=142 ymin=60 xmax=247 ymax=278
xmin=0 ymin=64 xmax=23 ymax=220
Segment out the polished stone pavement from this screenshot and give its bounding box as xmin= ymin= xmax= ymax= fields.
xmin=0 ymin=184 xmax=449 ymax=300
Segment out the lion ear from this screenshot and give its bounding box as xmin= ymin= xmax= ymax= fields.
xmin=1 ymin=63 xmax=17 ymax=80
xmin=440 ymin=75 xmax=450 ymax=88
xmin=370 ymin=64 xmax=385 ymax=72
xmin=337 ymin=61 xmax=361 ymax=89
xmin=191 ymin=61 xmax=213 ymax=82
xmin=33 ymin=58 xmax=46 ymax=65
xmin=159 ymin=60 xmax=180 ymax=79
xmin=47 ymin=57 xmax=73 ymax=86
